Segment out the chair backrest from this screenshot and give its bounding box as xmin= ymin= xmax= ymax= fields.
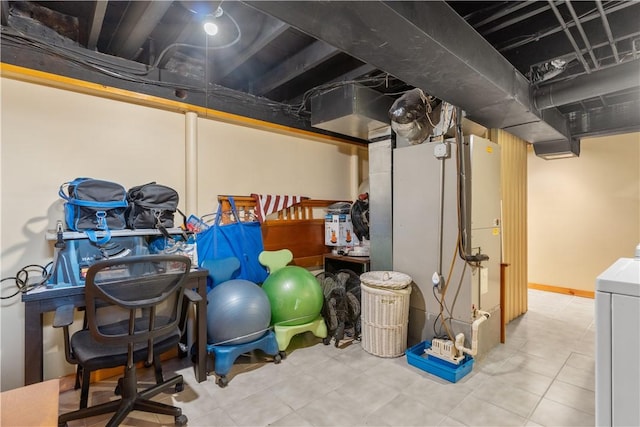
xmin=259 ymin=249 xmax=293 ymax=274
xmin=84 ymin=255 xmax=191 ymax=361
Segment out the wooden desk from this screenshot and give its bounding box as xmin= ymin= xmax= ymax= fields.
xmin=21 ymin=269 xmax=209 ymax=386
xmin=1 ymin=379 xmax=59 ymax=426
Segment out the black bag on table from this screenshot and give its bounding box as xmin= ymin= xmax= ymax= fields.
xmin=126 ymin=182 xmax=180 ymax=230
xmin=59 ymin=177 xmax=128 ymax=244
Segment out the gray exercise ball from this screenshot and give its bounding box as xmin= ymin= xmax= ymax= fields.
xmin=206 ymin=279 xmax=271 ymax=346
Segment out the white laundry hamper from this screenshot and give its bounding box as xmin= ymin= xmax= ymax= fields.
xmin=359 ymin=271 xmax=412 ymax=357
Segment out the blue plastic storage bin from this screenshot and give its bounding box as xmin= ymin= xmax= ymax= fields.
xmin=406 ymin=340 xmax=474 ymax=383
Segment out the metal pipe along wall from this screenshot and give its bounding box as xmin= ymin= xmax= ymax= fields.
xmin=185 ymin=111 xmax=198 ymax=215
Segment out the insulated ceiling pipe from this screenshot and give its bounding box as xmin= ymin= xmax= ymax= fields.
xmin=534 ymin=58 xmax=640 ymax=110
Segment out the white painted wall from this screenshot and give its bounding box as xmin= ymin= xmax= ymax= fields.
xmin=195 ymin=119 xmax=361 ymax=213
xmin=0 ymin=77 xmax=366 ymax=391
xmin=528 ymin=133 xmax=640 ymax=292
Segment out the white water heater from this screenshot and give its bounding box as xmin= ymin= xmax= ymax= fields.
xmin=595 ymin=244 xmax=640 ymax=426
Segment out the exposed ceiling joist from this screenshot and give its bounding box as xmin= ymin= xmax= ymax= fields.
xmin=483 ymin=3 xmax=551 ymax=36
xmin=245 ymin=0 xmax=569 ymax=143
xmin=2 ymin=0 xmax=635 ymax=146
xmin=596 ymin=0 xmax=620 ymax=62
xmin=502 ymin=2 xmax=638 ymax=66
xmin=215 ymin=21 xmax=288 ymax=81
xmin=548 ymin=0 xmax=592 ymax=74
xmin=86 ymin=1 xmax=107 ymax=50
xmin=253 ymin=40 xmax=341 ymax=96
xmin=473 ymin=1 xmax=534 ymax=29
xmin=565 ymin=0 xmax=599 ymax=69
xmin=153 ymin=5 xmax=198 ymax=70
xmin=107 ymin=1 xmax=173 ymax=60
xmin=1 ymin=0 xmax=9 ymax=26
xmin=285 ymin=63 xmax=377 ymax=105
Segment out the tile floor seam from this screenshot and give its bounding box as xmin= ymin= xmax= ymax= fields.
xmin=441 ymin=390 xmax=471 ymax=426
xmin=57 ymin=290 xmax=596 ymax=427
xmin=552 ymin=376 xmax=596 ymax=394
xmin=522 ymin=297 xmax=590 ymax=425
xmin=447 ymin=394 xmax=527 ymax=427
xmin=541 ymin=395 xmax=595 ymax=419
xmin=510 ymin=298 xmax=571 ymax=422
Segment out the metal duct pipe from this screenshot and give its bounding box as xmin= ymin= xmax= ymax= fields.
xmin=246 ymin=0 xmax=570 ymax=143
xmin=534 ymin=59 xmax=640 ymax=109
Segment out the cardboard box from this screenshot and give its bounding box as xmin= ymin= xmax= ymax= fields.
xmin=324 ymin=214 xmax=358 ymax=247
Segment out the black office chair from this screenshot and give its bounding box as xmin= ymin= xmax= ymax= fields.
xmin=55 ymin=255 xmax=198 ymax=427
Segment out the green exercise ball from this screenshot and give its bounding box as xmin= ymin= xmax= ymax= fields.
xmin=262 ymin=266 xmax=324 ymax=326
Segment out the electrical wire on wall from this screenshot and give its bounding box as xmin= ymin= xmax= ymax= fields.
xmin=1 ymin=263 xmax=52 ymax=300
xmin=433 ymin=243 xmax=469 ymax=340
xmin=432 ymin=105 xmax=489 ymax=342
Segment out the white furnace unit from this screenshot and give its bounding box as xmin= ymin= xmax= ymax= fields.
xmin=595 ymin=244 xmax=640 ymax=426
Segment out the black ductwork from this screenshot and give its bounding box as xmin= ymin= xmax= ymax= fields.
xmin=535 ymin=59 xmax=640 ymax=110
xmin=310 ymin=84 xmax=394 ymax=140
xmin=245 ymin=1 xmax=571 ymax=144
xmin=533 ymin=138 xmax=581 ymax=160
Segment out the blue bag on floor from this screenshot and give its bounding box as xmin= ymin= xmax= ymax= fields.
xmin=196 ymin=196 xmax=268 ymax=285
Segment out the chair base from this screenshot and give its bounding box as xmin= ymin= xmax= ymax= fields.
xmin=274 ymin=316 xmax=328 ymax=351
xmin=58 ymin=365 xmax=186 ymax=427
xmin=206 ymin=330 xmax=284 ymax=388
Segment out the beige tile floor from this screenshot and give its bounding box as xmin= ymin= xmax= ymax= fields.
xmin=58 ymin=289 xmax=596 ymax=426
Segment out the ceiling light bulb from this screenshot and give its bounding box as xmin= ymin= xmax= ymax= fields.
xmin=204 ymin=22 xmax=218 ymax=36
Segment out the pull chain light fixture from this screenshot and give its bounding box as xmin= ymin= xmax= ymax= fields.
xmin=203 ymin=7 xmax=224 ymax=36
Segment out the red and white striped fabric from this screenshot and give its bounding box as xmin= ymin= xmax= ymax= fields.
xmin=250 ymin=194 xmax=308 ymax=223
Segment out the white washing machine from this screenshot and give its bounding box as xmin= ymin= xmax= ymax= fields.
xmin=595 ymin=244 xmax=640 ymax=426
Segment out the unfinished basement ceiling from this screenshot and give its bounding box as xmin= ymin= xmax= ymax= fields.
xmin=1 ymin=1 xmax=639 ymax=144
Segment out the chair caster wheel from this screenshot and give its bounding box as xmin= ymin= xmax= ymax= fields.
xmin=279 ymin=351 xmax=287 ymax=360
xmin=115 ymin=377 xmax=123 ymax=395
xmin=216 ymin=376 xmax=229 ymax=388
xmin=175 ymin=382 xmax=184 ymax=393
xmin=175 ymin=414 xmax=188 ymax=426
xmin=323 ymin=337 xmax=331 ymax=345
xmin=274 ymin=353 xmax=282 ymax=364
